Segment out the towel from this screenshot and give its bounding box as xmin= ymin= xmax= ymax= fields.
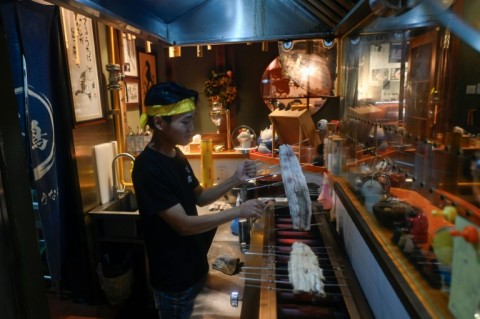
xmin=212 ymin=255 xmax=241 ymax=275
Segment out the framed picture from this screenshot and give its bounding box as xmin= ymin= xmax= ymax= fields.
xmin=61 ymin=8 xmax=104 ymax=123
xmin=390 ymin=68 xmax=401 ymax=80
xmin=389 ymin=43 xmax=402 ymax=63
xmin=138 ymin=52 xmax=157 ymax=111
xmin=120 ymin=32 xmax=138 ymax=77
xmin=125 ymin=78 xmax=140 ymax=108
xmin=371 ymin=68 xmax=389 ymax=82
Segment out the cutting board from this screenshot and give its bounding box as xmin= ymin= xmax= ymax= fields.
xmin=93 ymin=141 xmax=118 ymax=204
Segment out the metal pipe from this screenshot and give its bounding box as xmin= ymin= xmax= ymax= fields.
xmin=112 ymin=153 xmax=136 ymax=199
xmin=107 ymin=28 xmax=124 ymax=154
xmin=225 ymin=109 xmax=232 ymax=149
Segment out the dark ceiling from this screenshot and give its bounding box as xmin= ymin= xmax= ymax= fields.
xmin=48 ymin=0 xmax=377 ymax=45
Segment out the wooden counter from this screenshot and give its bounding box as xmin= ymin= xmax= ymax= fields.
xmin=184 ymin=150 xmax=249 ymax=159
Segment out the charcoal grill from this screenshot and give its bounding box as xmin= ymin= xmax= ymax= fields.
xmin=238 ymin=202 xmax=373 ymax=319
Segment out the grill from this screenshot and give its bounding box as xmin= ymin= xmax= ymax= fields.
xmin=239 ymin=202 xmax=373 ymax=319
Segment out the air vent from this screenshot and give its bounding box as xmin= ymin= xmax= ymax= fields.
xmin=369 ymin=0 xmax=421 ymax=16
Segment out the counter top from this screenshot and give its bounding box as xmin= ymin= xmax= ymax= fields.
xmin=184 ymin=150 xmax=249 ymax=159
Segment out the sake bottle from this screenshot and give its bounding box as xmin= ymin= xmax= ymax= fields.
xmin=143 ymin=125 xmax=151 ymax=146
xmin=135 ymin=126 xmax=144 ymax=155
xmin=126 ymin=126 xmax=136 ymax=155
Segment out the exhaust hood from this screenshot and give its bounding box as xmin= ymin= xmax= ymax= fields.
xmin=47 ymin=0 xmax=371 ymax=45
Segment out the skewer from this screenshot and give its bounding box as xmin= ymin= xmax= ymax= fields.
xmin=251 ymin=138 xmax=311 ymax=161
xmin=393 ymin=159 xmax=415 ymax=167
xmin=414 ymin=261 xmax=443 ymax=265
xmin=241 ymin=249 xmax=330 ymax=256
xmin=249 ymin=172 xmax=281 ymax=181
xmin=240 ymin=247 xmax=331 ymax=255
xmin=268 ymin=222 xmax=324 ymax=231
xmin=241 ymin=266 xmax=275 ymax=271
xmin=244 ymin=182 xmax=283 ymax=191
xmin=241 ymin=251 xmax=336 ymax=262
xmin=356 ymin=146 xmax=376 ymax=154
xmin=240 ymin=271 xmax=348 ymax=280
xmin=245 ymin=245 xmax=332 ymax=250
xmin=239 ymin=256 xmax=320 ymax=264
xmin=240 ymin=277 xmax=347 ymax=287
xmin=240 ymin=265 xmax=345 ymax=273
xmin=255 ymin=159 xmax=321 ymax=171
xmin=256 ymin=163 xmax=280 ymax=171
xmin=292 ymin=138 xmax=311 ymax=146
xmin=258 ymin=197 xmax=322 ymax=206
xmin=242 ymin=283 xmax=348 ymax=296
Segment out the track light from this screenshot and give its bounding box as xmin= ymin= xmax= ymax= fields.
xmin=145 ymin=41 xmax=152 ymax=53
xmin=168 ymin=46 xmax=181 ymax=58
xmin=262 ymin=41 xmax=269 ymax=52
xmin=196 ymin=45 xmax=203 ymax=57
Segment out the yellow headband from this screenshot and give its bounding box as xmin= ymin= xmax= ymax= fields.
xmin=139 ymin=97 xmax=195 ymax=129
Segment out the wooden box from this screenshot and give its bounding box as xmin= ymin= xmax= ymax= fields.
xmin=268 ymin=109 xmax=320 ymax=158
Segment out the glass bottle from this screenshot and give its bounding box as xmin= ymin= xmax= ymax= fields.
xmin=135 ymin=126 xmax=144 ymax=155
xmin=126 ymin=126 xmax=136 ymax=155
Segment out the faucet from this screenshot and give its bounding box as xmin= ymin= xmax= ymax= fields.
xmin=112 ymin=152 xmax=136 ymax=199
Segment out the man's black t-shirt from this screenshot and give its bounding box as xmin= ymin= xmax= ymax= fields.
xmin=132 ymin=146 xmax=213 ymax=292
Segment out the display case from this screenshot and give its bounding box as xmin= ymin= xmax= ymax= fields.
xmin=331 ymin=2 xmax=480 ymax=318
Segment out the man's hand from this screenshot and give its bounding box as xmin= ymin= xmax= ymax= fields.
xmin=235 ymin=160 xmax=257 ymax=182
xmin=237 ymin=199 xmax=266 ymax=219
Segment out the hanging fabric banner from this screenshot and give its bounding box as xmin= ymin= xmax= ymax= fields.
xmin=0 ymin=1 xmax=64 ymax=293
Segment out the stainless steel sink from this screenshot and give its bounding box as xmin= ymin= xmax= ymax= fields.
xmin=89 ymin=192 xmax=140 ymax=240
xmin=103 ymin=192 xmax=138 ymax=212
xmin=89 ymin=192 xmax=139 ymax=216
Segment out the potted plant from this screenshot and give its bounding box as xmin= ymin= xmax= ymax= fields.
xmin=204 ymin=70 xmax=237 ymax=108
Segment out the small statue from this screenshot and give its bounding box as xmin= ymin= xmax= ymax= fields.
xmin=237 ymin=128 xmax=254 ymax=148
xmin=257 ymin=125 xmax=278 ymax=151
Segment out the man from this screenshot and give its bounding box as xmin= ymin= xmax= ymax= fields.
xmin=132 ymin=81 xmax=265 ymax=318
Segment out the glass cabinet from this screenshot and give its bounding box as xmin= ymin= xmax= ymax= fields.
xmin=331 ymin=2 xmax=480 ymax=318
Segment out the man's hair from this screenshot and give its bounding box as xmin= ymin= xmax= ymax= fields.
xmin=145 ymin=81 xmax=198 ymax=106
xmin=144 ymin=81 xmax=197 ymax=129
